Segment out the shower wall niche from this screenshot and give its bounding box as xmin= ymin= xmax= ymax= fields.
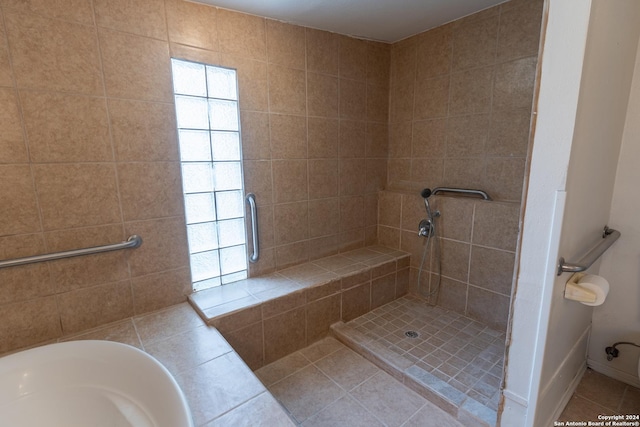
xmin=379 ymin=0 xmax=544 ymax=330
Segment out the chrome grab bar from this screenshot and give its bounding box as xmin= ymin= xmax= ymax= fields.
xmin=557 ymin=226 xmax=620 ymax=275
xmin=432 ymin=187 xmax=491 ymax=200
xmin=246 ymin=193 xmax=259 ymax=263
xmin=0 ymin=235 xmax=142 ymax=269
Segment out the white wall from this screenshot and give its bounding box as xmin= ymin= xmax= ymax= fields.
xmin=501 ymin=1 xmax=640 ymax=426
xmin=536 ymin=2 xmax=640 ymax=424
xmin=588 ymin=38 xmax=640 ymax=388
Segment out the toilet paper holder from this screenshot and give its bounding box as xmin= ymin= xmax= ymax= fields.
xmin=564 ymin=273 xmax=596 ymax=304
xmin=557 ymin=226 xmax=621 ymax=276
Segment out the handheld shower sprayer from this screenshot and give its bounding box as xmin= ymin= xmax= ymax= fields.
xmin=421 ymin=188 xmax=433 ymax=221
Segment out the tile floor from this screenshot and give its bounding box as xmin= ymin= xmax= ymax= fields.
xmin=335 ymin=296 xmax=505 ymax=411
xmin=558 ymin=368 xmax=640 ymax=422
xmin=255 ymin=336 xmax=464 ymax=426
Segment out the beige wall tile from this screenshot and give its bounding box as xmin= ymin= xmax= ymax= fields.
xmin=340 ymin=78 xmax=367 ymax=120
xmin=416 ymin=25 xmax=452 ymax=80
xmin=222 ymin=55 xmax=268 ymax=112
xmin=497 ymin=0 xmax=543 ymax=62
xmin=388 ymin=122 xmax=412 ymax=158
xmin=472 ymin=201 xmax=520 ymax=251
xmin=131 ymin=267 xmax=190 ymax=314
xmin=307 ymin=294 xmax=341 ymax=343
xmin=410 ymin=158 xmax=444 ymax=188
xmin=341 ymin=282 xmax=371 ymax=321
xmin=125 ymin=216 xmax=189 ymax=277
xmin=308 ymin=198 xmax=339 ymax=239
xmin=378 ymin=226 xmax=400 ymax=249
xmin=109 ymin=99 xmax=178 ymax=161
xmin=0 ymin=296 xmax=61 ymax=353
xmin=378 ymin=191 xmax=403 ymax=228
xmin=339 ymin=36 xmax=367 ymax=81
xmin=57 ymin=280 xmax=134 ymax=334
xmin=339 ymin=158 xmax=366 ymax=196
xmin=436 ymin=276 xmax=468 ymax=314
xmin=487 ymin=108 xmax=531 ymax=157
xmin=365 ymin=158 xmax=386 ymax=194
xmin=308 ymin=235 xmax=339 ymax=260
xmin=61 ymin=319 xmax=142 ymax=348
xmin=443 ymin=158 xmax=485 ymax=189
xmin=0 ymin=88 xmax=27 ymax=163
xmin=338 ymin=228 xmax=365 ymax=251
xmin=0 ymin=164 xmax=40 ymax=235
xmin=387 ymin=158 xmax=412 ymax=187
xmin=389 ymin=79 xmax=415 ymax=123
xmin=0 ymin=16 xmax=14 ymax=87
xmin=307 ymin=72 xmax=338 ymax=118
xmin=0 ymin=234 xmax=51 ymax=305
xmin=484 ymin=156 xmax=526 ymax=202
xmin=451 ymin=15 xmax=499 ymax=71
xmin=223 ymin=321 xmax=264 ymax=370
xmin=399 ymin=193 xmax=423 ymax=232
xmin=308 ymin=117 xmax=339 ymax=159
xmin=34 ymin=163 xmax=121 ymax=231
xmin=117 ymin=162 xmax=183 ymax=221
xmin=274 ymin=201 xmax=309 ymax=245
xmin=263 ymin=307 xmax=306 ymax=363
xmin=243 ymin=160 xmax=273 ymax=205
xmin=218 ymin=9 xmax=266 ymax=61
xmin=94 ymin=0 xmax=166 ymax=39
xmin=466 ymin=286 xmax=509 ymax=331
xmin=306 ymin=28 xmax=339 ymax=75
xmin=5 ymin=11 xmax=102 ymax=94
xmin=272 ymin=159 xmax=308 ymax=203
xmin=165 ymin=0 xmax=218 ymax=51
xmin=266 ymin=20 xmax=305 ymax=69
xmin=241 ymin=111 xmax=270 ymax=160
xmin=446 ymin=114 xmax=490 ymax=158
xmin=390 ymin=38 xmax=417 ymax=85
xmin=170 ymin=43 xmax=220 ymax=65
xmin=21 ymin=91 xmax=112 ymax=163
xmin=0 ymin=0 xmax=94 ymax=24
xmin=366 ymin=42 xmax=390 ymax=88
xmin=449 ymin=66 xmax=494 ymax=116
xmin=99 ymin=28 xmax=172 ymax=102
xmin=340 ymin=196 xmax=364 ymax=232
xmin=414 ymin=75 xmax=450 ymax=120
xmin=268 ymin=64 xmax=306 ymax=115
xmin=434 ymin=197 xmax=474 ymax=242
xmin=366 ymin=122 xmax=389 ymax=158
xmin=412 ymin=118 xmax=447 ymax=158
xmin=371 ymin=273 xmax=396 ymax=309
xmin=308 ymin=159 xmax=338 ymax=199
xmin=339 ymin=120 xmax=366 ymax=158
xmin=366 ymin=84 xmax=389 ymax=123
xmin=364 ymin=194 xmax=378 ymax=227
xmin=440 ymin=239 xmax=470 ymax=282
xmin=469 ymin=246 xmax=515 ymax=295
xmin=275 ymin=240 xmax=309 ymax=269
xmin=493 ymin=56 xmax=537 ymax=111
xmin=270 ymin=113 xmax=307 ymax=159
xmin=45 ymin=224 xmax=129 ymax=293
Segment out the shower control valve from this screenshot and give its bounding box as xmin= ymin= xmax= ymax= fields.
xmin=418 ymin=219 xmax=433 ymax=237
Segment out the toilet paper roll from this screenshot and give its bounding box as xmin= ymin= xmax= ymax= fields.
xmin=577 ymin=274 xmax=610 ymax=306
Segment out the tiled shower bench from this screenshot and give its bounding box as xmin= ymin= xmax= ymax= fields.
xmin=188 ymin=245 xmax=411 ymax=371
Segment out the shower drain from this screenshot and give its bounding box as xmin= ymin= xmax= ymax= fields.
xmin=404 ymin=330 xmax=420 ymax=339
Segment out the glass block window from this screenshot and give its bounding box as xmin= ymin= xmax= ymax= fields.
xmin=171 ymin=59 xmax=247 ymax=292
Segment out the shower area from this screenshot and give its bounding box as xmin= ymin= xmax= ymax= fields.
xmin=325 ymin=0 xmax=543 ymax=423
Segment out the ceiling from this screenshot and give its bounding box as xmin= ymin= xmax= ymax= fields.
xmin=193 ymin=0 xmax=508 ymax=43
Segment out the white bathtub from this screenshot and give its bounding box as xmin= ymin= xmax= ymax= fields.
xmin=0 ymin=340 xmax=193 ymax=427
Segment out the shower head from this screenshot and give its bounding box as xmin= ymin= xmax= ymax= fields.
xmin=420 ymin=188 xmax=434 ymax=220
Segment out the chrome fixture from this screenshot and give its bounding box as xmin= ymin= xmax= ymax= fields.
xmin=417 ymin=188 xmax=442 ymax=304
xmin=0 ymin=235 xmax=142 ymax=269
xmin=557 ymin=226 xmax=621 ymax=275
xmin=432 ymin=187 xmax=491 ymax=200
xmin=246 ymin=193 xmax=259 ymax=263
